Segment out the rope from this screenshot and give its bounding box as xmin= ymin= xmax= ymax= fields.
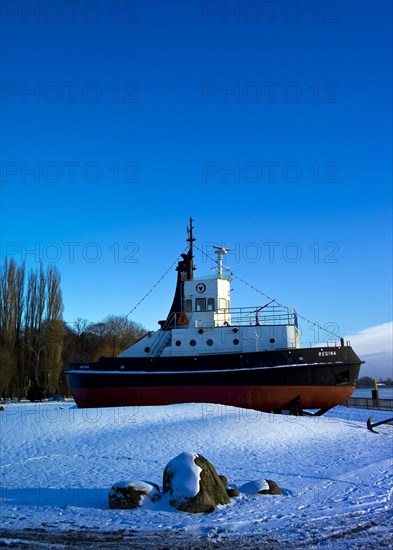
xmin=193 ymin=243 xmax=341 ymax=339
xmin=124 ymin=247 xmax=188 ymax=320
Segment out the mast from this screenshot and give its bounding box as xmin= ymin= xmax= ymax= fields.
xmin=213 ymin=245 xmax=230 ymax=277
xmin=159 ymin=217 xmax=196 ymax=327
xmin=186 ymin=216 xmax=195 ymax=280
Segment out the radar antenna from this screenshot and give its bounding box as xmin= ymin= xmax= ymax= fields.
xmin=213 ymin=245 xmax=230 ymax=276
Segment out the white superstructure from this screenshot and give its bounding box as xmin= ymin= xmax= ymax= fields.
xmin=119 ymin=246 xmax=300 ymax=359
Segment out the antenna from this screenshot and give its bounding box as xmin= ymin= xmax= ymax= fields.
xmin=186 ymin=217 xmax=195 ymax=280
xmin=213 ymin=245 xmax=230 ymax=276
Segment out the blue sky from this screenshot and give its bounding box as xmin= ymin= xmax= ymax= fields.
xmin=1 ymin=1 xmax=392 ymax=373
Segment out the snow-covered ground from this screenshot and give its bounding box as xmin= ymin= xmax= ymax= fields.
xmin=0 ymin=401 xmax=392 ymax=548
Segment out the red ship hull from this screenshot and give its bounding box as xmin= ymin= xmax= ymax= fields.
xmin=70 ymin=383 xmax=357 ymax=412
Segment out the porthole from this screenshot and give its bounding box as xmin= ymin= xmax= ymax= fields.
xmin=190 ymin=340 xmax=196 ymax=347
xmin=144 ymin=347 xmax=150 ymax=353
xmin=206 ymin=339 xmax=214 ymax=346
xmin=233 ymin=338 xmax=239 ymax=345
xmin=233 ymin=328 xmax=239 ymax=333
xmin=175 ymin=340 xmax=182 ymax=347
xmin=269 ymin=338 xmax=275 ymax=344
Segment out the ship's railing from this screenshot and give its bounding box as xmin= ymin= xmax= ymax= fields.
xmin=304 ymin=340 xmax=351 ymax=348
xmin=150 ymin=312 xmax=177 ymax=355
xmin=220 ymin=306 xmax=298 ymax=327
xmin=164 ymin=306 xmax=298 ymax=329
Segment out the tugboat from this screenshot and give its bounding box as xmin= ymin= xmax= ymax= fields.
xmin=66 ymin=219 xmax=363 ymax=414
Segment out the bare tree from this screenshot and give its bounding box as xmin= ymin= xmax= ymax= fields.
xmin=0 ymin=259 xmax=25 ymax=397
xmin=89 ymin=315 xmax=146 ymax=359
xmin=24 ymin=264 xmax=64 ymax=397
xmin=24 ymin=265 xmax=46 ymax=391
xmin=42 ymin=266 xmax=64 ymax=394
xmin=1 ymin=257 xmax=147 ymax=399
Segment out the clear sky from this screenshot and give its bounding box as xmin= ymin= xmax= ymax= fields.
xmin=1 ymin=1 xmax=392 ymax=373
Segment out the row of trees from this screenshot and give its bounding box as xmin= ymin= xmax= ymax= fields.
xmin=0 ymin=258 xmax=146 ymax=400
xmin=63 ymin=315 xmax=146 ymax=368
xmin=0 ymin=259 xmax=63 ymax=399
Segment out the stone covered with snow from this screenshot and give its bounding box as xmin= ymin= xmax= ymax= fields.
xmin=239 ymin=479 xmax=281 ymax=496
xmin=262 ymin=479 xmax=281 ymax=495
xmin=109 ymin=480 xmax=161 ymax=509
xmin=163 ymin=452 xmax=230 ymax=513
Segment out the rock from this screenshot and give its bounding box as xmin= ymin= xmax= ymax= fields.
xmin=163 ymin=452 xmax=230 ymax=513
xmin=226 ymin=487 xmax=240 ymax=498
xmin=109 ymin=480 xmax=161 ymax=509
xmin=260 ymin=479 xmax=281 ymax=495
xmin=239 ymin=479 xmax=268 ymax=495
xmin=239 ymin=479 xmax=281 ymax=496
xmin=218 ymin=475 xmax=239 ymax=498
xmin=219 ymin=475 xmax=228 ymax=487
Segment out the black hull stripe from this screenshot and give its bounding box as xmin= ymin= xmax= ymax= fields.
xmin=67 ymin=362 xmax=360 ymax=389
xmin=67 ymin=361 xmax=344 ymax=375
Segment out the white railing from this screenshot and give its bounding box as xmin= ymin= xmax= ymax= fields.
xmin=221 ymin=305 xmax=298 ymax=327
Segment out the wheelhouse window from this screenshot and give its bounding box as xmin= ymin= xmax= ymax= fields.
xmin=196 ymin=298 xmax=206 ymax=311
xmin=207 ymin=298 xmax=215 ymax=311
xmin=219 ymin=298 xmax=227 ymax=309
xmin=185 ymin=299 xmax=192 ymax=312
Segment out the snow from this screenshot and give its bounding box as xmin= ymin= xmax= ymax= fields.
xmin=239 ymin=479 xmax=270 ymax=495
xmin=112 ymin=480 xmax=153 ymax=492
xmin=0 ymin=401 xmax=392 ymax=547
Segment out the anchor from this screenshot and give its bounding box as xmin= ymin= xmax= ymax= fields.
xmin=366 ymin=415 xmax=393 ymax=433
